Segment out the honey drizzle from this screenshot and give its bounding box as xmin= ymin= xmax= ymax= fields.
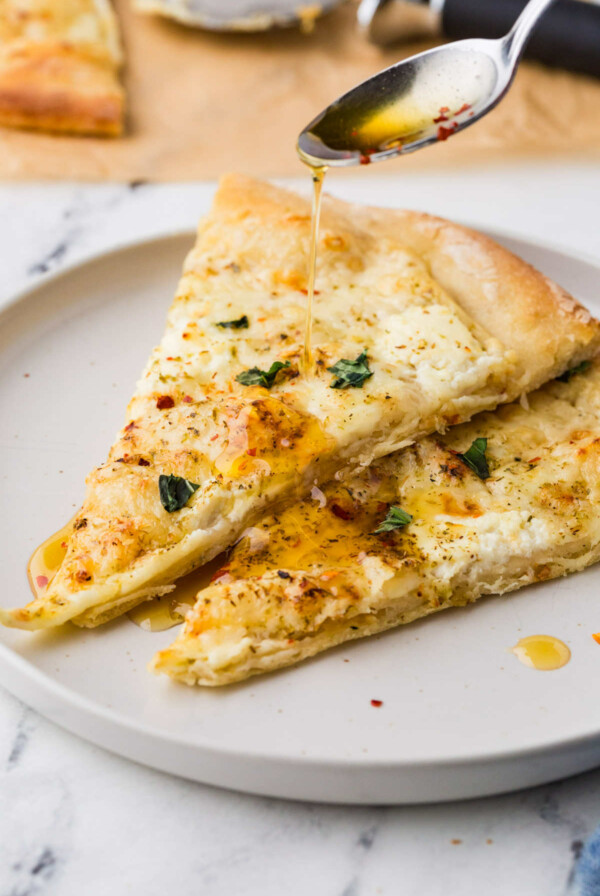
xmin=303 ymin=165 xmax=327 ymax=375
xmin=27 ymin=518 xmax=75 ymax=600
xmin=126 ymin=557 xmax=224 ymax=632
xmin=512 ymin=635 xmax=571 ymax=671
xmin=27 ymin=515 xmax=225 ymax=633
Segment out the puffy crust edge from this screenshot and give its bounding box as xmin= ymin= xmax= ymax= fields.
xmin=216 ymin=174 xmax=600 ymax=394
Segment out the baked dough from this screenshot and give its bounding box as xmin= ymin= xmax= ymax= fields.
xmin=153 ymin=360 xmax=600 ymax=685
xmin=0 ymin=0 xmax=124 ymax=136
xmin=1 ymin=174 xmax=598 ymax=631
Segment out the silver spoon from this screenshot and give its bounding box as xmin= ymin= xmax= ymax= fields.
xmin=297 ymin=0 xmax=556 ymax=167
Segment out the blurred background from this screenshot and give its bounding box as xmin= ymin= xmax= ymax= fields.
xmin=1 ymin=0 xmax=599 ymax=180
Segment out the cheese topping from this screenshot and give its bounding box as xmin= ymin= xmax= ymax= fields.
xmin=153 ymin=361 xmax=600 ymax=685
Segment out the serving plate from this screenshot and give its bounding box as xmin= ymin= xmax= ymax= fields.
xmin=1 ymin=226 xmax=600 ymax=804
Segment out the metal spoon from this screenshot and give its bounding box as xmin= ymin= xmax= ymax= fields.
xmin=297 ymin=0 xmax=556 ymax=167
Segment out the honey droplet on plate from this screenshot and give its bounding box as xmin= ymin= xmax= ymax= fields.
xmin=511 ymin=635 xmax=571 ymax=671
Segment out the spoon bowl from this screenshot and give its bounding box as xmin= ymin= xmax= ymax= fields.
xmin=297 ymin=0 xmax=554 ymax=167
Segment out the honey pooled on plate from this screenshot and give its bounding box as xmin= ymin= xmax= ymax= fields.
xmin=512 ymin=635 xmax=571 ymax=671
xmin=27 ymin=519 xmax=73 ymax=599
xmin=127 ymin=556 xmax=226 ymax=632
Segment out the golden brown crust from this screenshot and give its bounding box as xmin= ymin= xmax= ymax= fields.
xmin=215 ymin=174 xmax=600 ymax=394
xmin=352 ymin=202 xmax=599 ymax=393
xmin=0 ymin=42 xmax=123 ymax=136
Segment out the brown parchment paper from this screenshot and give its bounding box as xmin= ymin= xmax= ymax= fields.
xmin=1 ymin=0 xmax=599 ymax=181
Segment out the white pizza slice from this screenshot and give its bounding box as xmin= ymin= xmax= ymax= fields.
xmin=153 ymin=359 xmax=600 ymax=685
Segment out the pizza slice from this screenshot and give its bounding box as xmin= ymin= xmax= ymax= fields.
xmin=0 ymin=0 xmax=124 ymax=136
xmin=153 ymin=360 xmax=600 ymax=685
xmin=2 ymin=175 xmax=598 ymax=631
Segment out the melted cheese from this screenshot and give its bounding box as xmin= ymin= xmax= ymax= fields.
xmin=153 ymin=362 xmax=600 ymax=685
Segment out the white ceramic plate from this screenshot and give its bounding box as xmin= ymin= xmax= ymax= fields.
xmin=1 ymin=228 xmax=600 ymax=805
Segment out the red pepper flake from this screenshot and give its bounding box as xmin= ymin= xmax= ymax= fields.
xmin=182 ymin=332 xmax=190 ymax=339
xmin=370 ymin=699 xmax=383 ymax=707
xmin=437 ymin=122 xmax=458 ymax=141
xmin=156 ymin=395 xmax=175 ymax=410
xmin=300 ymin=288 xmax=321 ymax=296
xmin=246 ymin=447 xmax=257 ymax=457
xmin=210 ymin=565 xmax=230 ymax=583
xmin=61 ymin=541 xmax=67 ymax=548
xmin=359 ymin=153 xmax=372 ymax=165
xmin=331 ymin=503 xmax=353 ymax=520
xmin=35 ymin=575 xmax=48 ymax=589
xmin=124 ymin=421 xmax=136 ymax=431
xmin=456 ymin=103 xmax=471 ymax=115
xmin=138 ymin=458 xmax=150 ymax=466
xmin=528 ymin=457 xmax=541 ymax=464
xmin=183 ymin=395 xmax=193 ymax=403
xmin=166 ymin=356 xmax=175 ymax=361
xmin=210 ymin=433 xmax=219 ymax=441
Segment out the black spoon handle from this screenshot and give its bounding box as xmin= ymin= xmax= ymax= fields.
xmin=443 ymin=0 xmax=600 ymax=78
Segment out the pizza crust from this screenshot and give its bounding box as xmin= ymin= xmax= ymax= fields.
xmin=0 ymin=2 xmax=124 ymax=136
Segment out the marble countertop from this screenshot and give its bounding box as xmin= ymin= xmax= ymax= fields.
xmin=1 ymin=162 xmax=600 ymax=896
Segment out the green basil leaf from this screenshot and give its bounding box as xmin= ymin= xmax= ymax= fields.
xmin=216 ymin=315 xmax=249 ymax=330
xmin=374 ymin=505 xmax=413 ymax=534
xmin=328 ymin=350 xmax=373 ymax=389
xmin=159 ymin=474 xmax=200 ymax=513
xmin=557 ymin=360 xmax=591 ymax=383
xmin=457 ymin=437 xmax=489 ymax=479
xmin=236 ymin=360 xmax=290 ymax=389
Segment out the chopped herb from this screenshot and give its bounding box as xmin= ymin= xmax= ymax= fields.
xmin=159 ymin=474 xmax=200 ymax=513
xmin=458 ymin=437 xmax=489 ymax=479
xmin=374 ymin=505 xmax=413 ymax=534
xmin=216 ymin=315 xmax=249 ymax=330
xmin=236 ymin=360 xmax=290 ymax=389
xmin=328 ymin=350 xmax=373 ymax=389
xmin=557 ymin=360 xmax=591 ymax=383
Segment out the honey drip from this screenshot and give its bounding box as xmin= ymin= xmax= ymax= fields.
xmin=27 ymin=518 xmax=75 ymax=599
xmin=27 ymin=518 xmax=223 ymax=633
xmin=512 ymin=635 xmax=571 ymax=671
xmin=303 ymin=165 xmax=327 ymax=375
xmin=126 ymin=555 xmax=225 ymax=632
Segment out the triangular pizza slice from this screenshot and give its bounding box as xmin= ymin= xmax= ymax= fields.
xmin=0 ymin=0 xmax=124 ymax=136
xmin=153 ymin=360 xmax=600 ymax=685
xmin=2 ymin=175 xmax=598 ymax=630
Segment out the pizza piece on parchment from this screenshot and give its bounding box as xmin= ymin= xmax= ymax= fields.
xmin=0 ymin=0 xmax=124 ymax=135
